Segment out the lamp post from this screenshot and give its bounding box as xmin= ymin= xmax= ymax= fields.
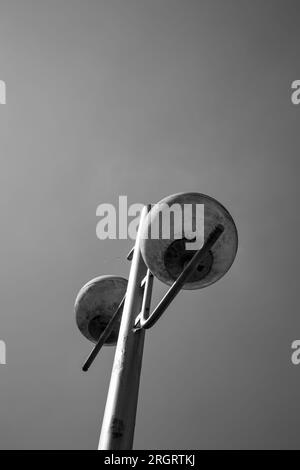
xmin=98 ymin=205 xmax=150 ymax=450
xmin=75 ymin=192 xmax=238 ymax=450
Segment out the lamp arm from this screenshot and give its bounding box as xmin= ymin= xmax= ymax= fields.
xmin=134 ymin=224 xmax=225 ymax=331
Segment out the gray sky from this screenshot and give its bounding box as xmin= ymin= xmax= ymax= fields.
xmin=0 ymin=0 xmax=299 ymax=449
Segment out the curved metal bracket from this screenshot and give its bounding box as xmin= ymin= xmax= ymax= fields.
xmin=134 ymin=224 xmax=225 ymax=331
xmin=134 ymin=269 xmax=154 ymax=328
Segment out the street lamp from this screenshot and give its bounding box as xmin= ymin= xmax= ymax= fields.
xmin=75 ymin=192 xmax=238 ymax=450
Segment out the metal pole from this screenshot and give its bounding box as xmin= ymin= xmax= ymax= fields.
xmin=98 ymin=206 xmax=149 ymax=450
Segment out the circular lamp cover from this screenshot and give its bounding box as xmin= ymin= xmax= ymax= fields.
xmin=140 ymin=192 xmax=238 ymax=290
xmin=75 ymin=275 xmax=127 ymax=344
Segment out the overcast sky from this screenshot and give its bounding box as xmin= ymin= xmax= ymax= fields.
xmin=0 ymin=0 xmax=299 ymax=449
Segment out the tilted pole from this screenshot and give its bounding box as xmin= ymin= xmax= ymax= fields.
xmin=98 ymin=205 xmax=149 ymax=450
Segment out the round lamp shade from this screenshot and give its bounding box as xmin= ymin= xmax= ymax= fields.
xmin=140 ymin=192 xmax=238 ymax=290
xmin=75 ymin=275 xmax=127 ymax=344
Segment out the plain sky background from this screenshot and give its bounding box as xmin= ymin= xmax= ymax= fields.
xmin=0 ymin=0 xmax=299 ymax=449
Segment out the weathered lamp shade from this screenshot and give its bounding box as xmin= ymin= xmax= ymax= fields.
xmin=140 ymin=192 xmax=238 ymax=290
xmin=75 ymin=275 xmax=127 ymax=345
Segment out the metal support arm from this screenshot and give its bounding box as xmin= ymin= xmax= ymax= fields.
xmin=82 ymin=296 xmax=126 ymax=372
xmin=134 ymin=224 xmax=225 ymax=331
xmin=82 ymin=224 xmax=225 ymax=369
